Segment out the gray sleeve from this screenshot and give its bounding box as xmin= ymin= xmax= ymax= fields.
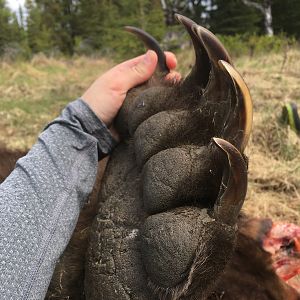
xmin=0 ymin=99 xmax=116 ymax=300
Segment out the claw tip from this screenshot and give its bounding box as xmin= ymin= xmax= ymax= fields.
xmin=217 ymin=61 xmax=253 ymax=151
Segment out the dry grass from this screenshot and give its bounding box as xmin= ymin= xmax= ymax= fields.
xmin=0 ymin=48 xmax=300 ymax=222
xmin=0 ymin=54 xmax=113 ymax=149
xmin=178 ymin=48 xmax=300 ymax=223
xmin=237 ymin=49 xmax=300 ymax=223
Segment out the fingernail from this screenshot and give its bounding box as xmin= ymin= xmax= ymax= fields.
xmin=143 ymin=50 xmax=153 ymax=64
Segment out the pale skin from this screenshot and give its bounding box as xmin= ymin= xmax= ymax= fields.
xmin=82 ymin=50 xmax=180 ymax=127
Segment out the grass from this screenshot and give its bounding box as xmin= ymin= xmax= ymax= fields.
xmin=234 ymin=49 xmax=300 ymax=223
xmin=1 ymin=48 xmax=300 ymax=222
xmin=0 ymin=54 xmax=113 ymax=149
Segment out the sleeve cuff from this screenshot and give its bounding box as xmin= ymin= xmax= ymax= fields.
xmin=45 ymin=99 xmax=118 ymax=160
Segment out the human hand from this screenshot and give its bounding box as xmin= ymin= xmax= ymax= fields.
xmin=81 ymin=50 xmax=180 ymax=127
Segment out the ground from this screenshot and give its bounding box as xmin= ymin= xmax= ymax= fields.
xmin=0 ymin=48 xmax=299 ymax=223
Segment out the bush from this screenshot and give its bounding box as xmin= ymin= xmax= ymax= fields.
xmin=217 ymin=34 xmax=297 ymax=58
xmin=0 ymin=42 xmax=31 ymax=61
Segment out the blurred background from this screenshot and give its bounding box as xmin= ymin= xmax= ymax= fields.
xmin=0 ymin=0 xmax=300 ymax=222
xmin=1 ymin=0 xmax=300 ymax=59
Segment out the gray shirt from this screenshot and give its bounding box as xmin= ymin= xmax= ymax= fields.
xmin=0 ymin=99 xmax=116 ymax=299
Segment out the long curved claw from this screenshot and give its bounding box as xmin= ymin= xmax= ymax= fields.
xmin=193 ymin=25 xmax=232 ymax=103
xmin=175 ymin=13 xmax=211 ymax=88
xmin=175 ymin=14 xmax=232 ymax=92
xmin=193 ymin=25 xmax=232 ymax=67
xmin=124 ymin=26 xmax=169 ymax=75
xmin=219 ymin=60 xmax=253 ymax=151
xmin=175 ymin=14 xmax=232 ymax=119
xmin=212 ymin=138 xmax=248 ymax=226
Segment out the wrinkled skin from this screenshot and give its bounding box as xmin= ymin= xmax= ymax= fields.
xmin=85 ymin=15 xmax=250 ymax=300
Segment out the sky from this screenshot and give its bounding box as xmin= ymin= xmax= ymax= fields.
xmin=7 ymin=0 xmax=25 ymax=12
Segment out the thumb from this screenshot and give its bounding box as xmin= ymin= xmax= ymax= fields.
xmin=123 ymin=50 xmax=158 ymax=90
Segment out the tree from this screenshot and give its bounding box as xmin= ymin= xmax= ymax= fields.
xmin=241 ymin=0 xmax=273 ymax=36
xmin=160 ymin=0 xmax=206 ymax=25
xmin=209 ymin=0 xmax=263 ymax=35
xmin=272 ymin=0 xmax=300 ymax=38
xmin=77 ymin=0 xmax=166 ymax=59
xmin=26 ymin=0 xmax=80 ymax=55
xmin=0 ymin=0 xmax=26 ymax=56
xmin=26 ymin=0 xmax=54 ymax=53
xmin=0 ymin=0 xmax=13 ymax=53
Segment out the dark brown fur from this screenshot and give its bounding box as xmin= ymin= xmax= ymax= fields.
xmin=84 ymin=28 xmax=249 ymax=297
xmin=0 ymin=146 xmax=26 ymax=183
xmin=208 ymin=216 xmax=300 ymax=300
xmin=83 ymin=19 xmax=300 ymax=299
xmin=1 ymin=147 xmax=299 ymax=300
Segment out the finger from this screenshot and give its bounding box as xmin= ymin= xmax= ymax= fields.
xmin=118 ymin=53 xmax=147 ymax=68
xmin=117 ymin=50 xmax=158 ymax=92
xmin=164 ymin=51 xmax=177 ymax=70
xmin=118 ymin=51 xmax=176 ymax=72
xmin=165 ymin=71 xmax=181 ymax=82
xmin=104 ymin=51 xmax=177 ymax=93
